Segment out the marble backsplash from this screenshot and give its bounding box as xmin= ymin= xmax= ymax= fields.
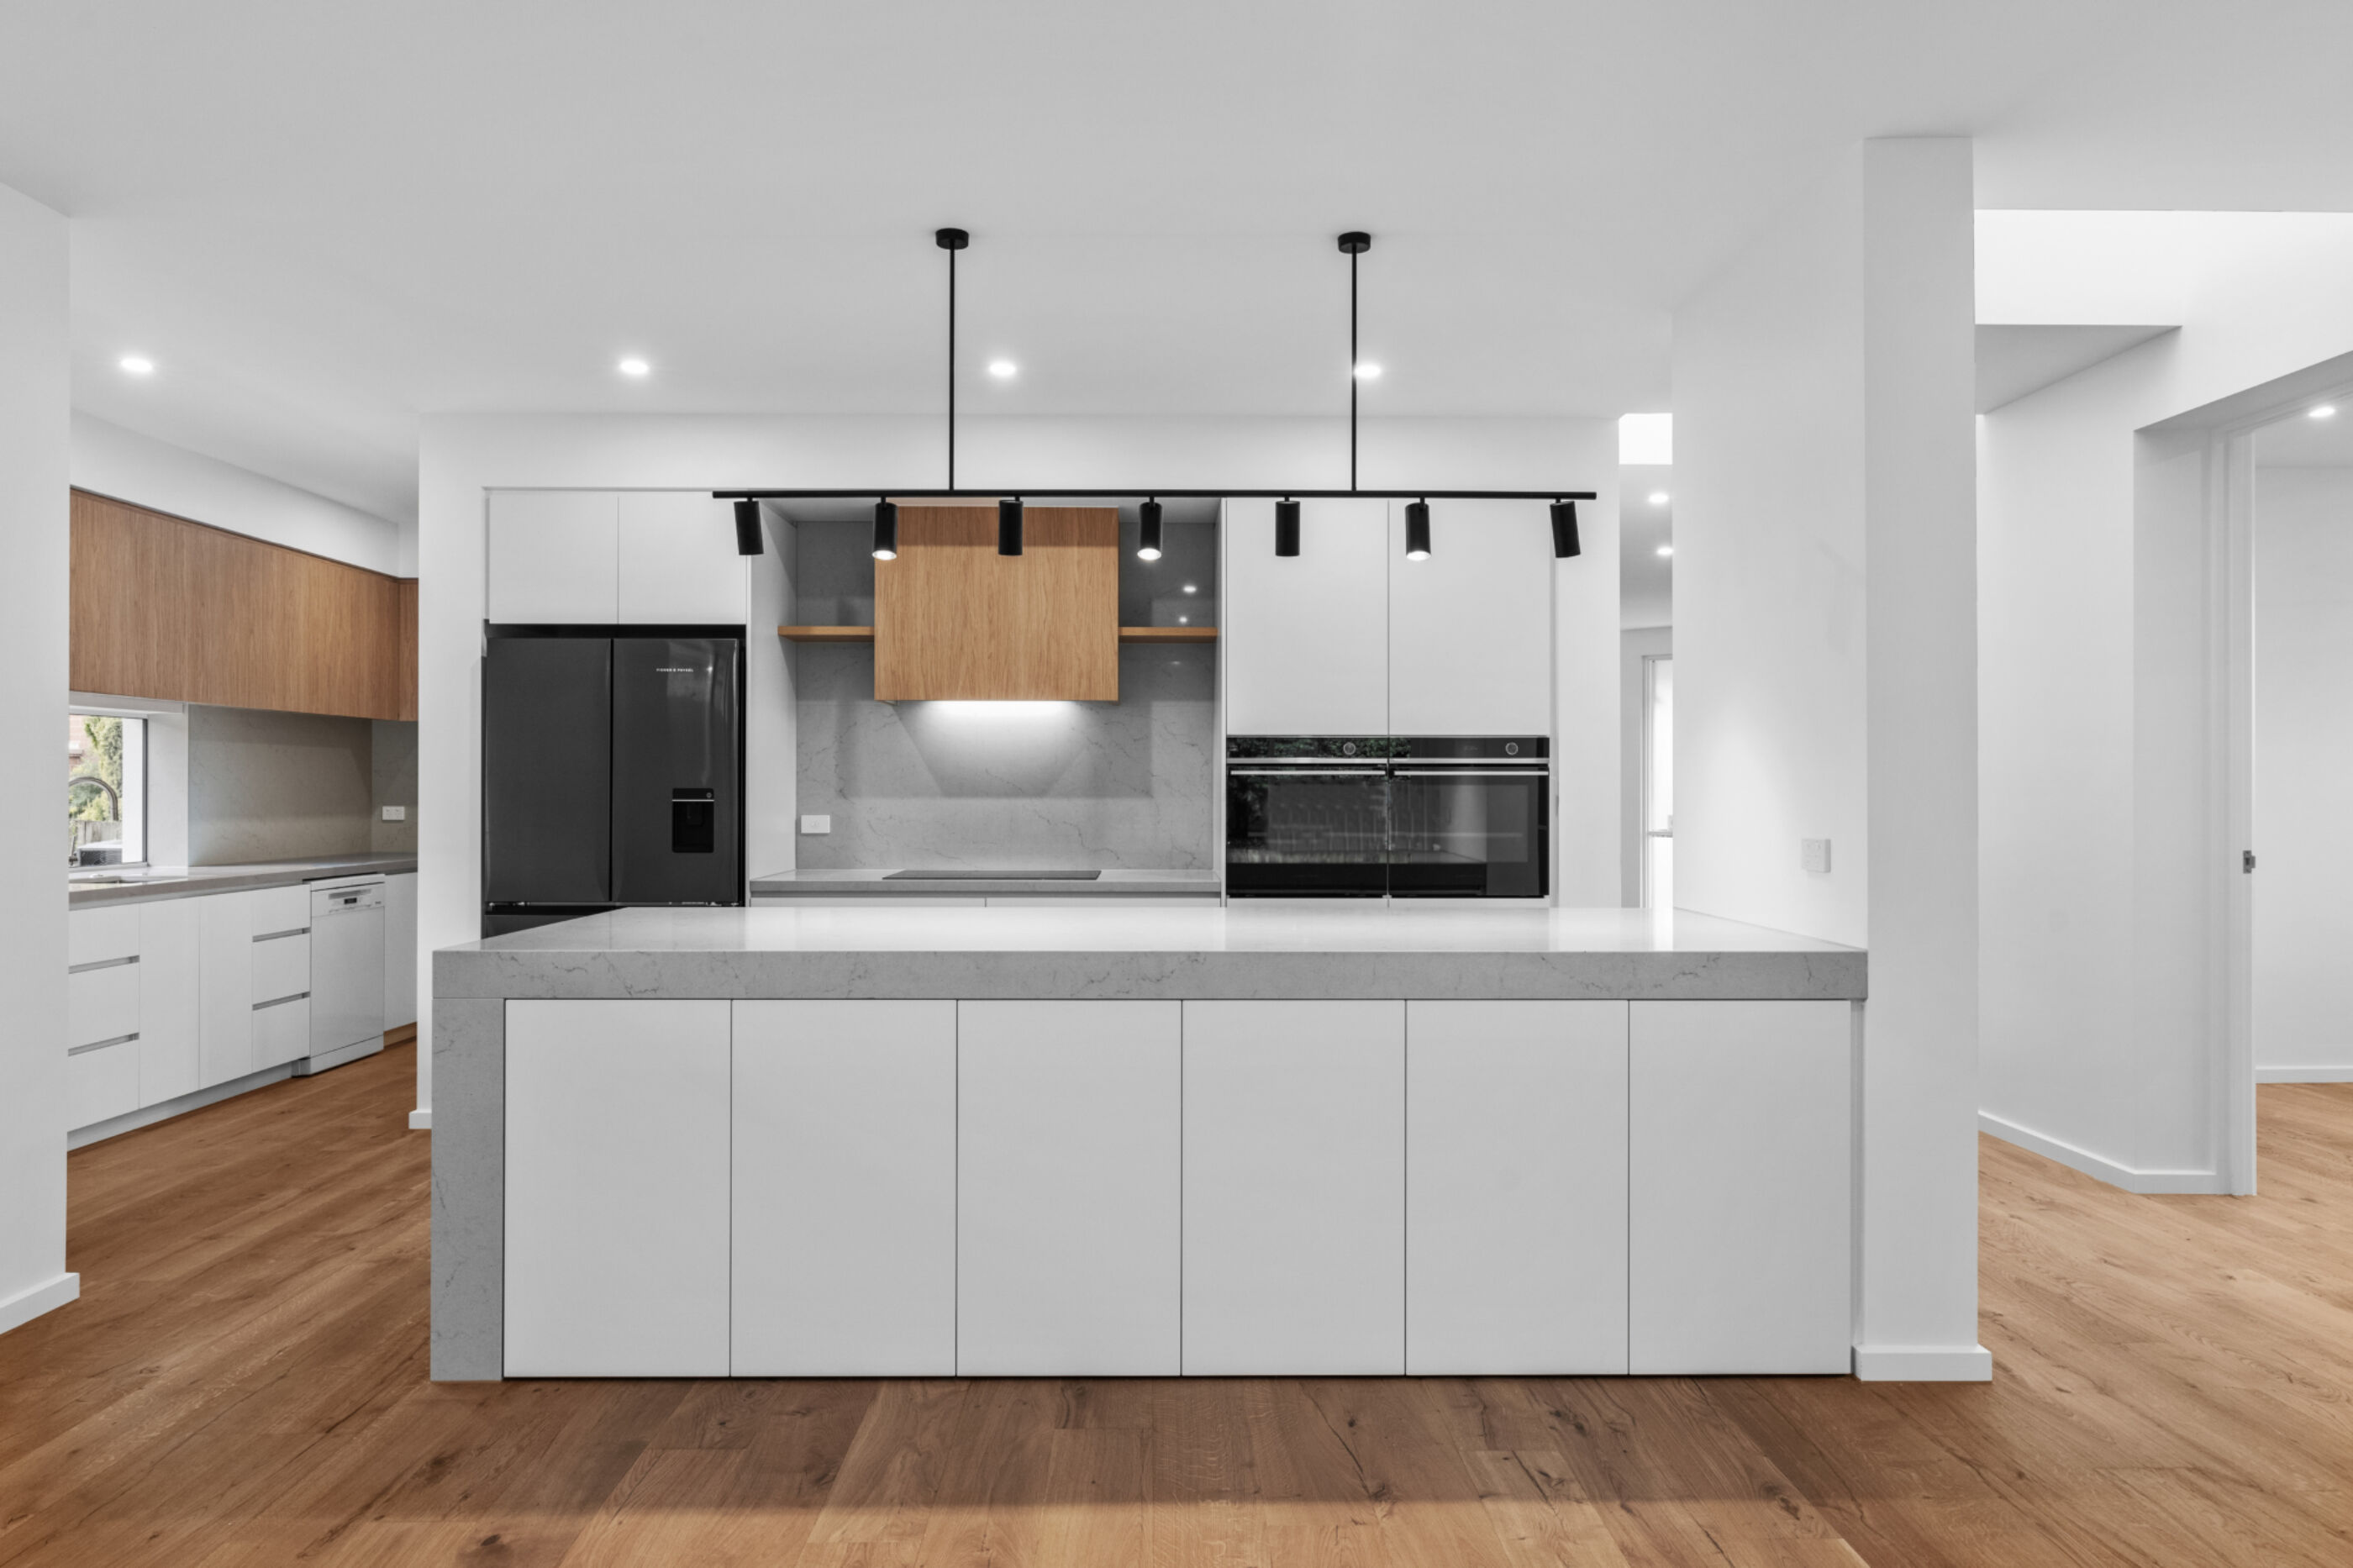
xmin=188 ymin=706 xmax=417 ymax=864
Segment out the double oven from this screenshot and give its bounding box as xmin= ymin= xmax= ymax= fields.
xmin=1224 ymin=736 xmax=1550 ymax=899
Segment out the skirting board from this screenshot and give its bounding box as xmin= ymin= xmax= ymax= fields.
xmin=1854 ymin=1343 xmax=1992 ymax=1381
xmin=0 ymin=1272 xmax=80 ymax=1337
xmin=408 ymin=1108 xmax=433 ymax=1131
xmin=2256 ymin=1066 xmax=2353 ymax=1083
xmin=69 ymin=1064 xmax=295 ymax=1150
xmin=1978 ymin=1110 xmax=2224 ymax=1195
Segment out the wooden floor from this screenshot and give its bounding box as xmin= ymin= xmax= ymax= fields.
xmin=5 ymin=1046 xmax=2351 ymax=1567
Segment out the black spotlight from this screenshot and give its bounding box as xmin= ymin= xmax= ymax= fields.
xmin=1550 ymin=499 xmax=1582 ymax=559
xmin=872 ymin=498 xmax=899 ymax=561
xmin=998 ymin=497 xmax=1024 ymax=556
xmin=1274 ymin=497 xmax=1302 ymax=557
xmin=1137 ymin=498 xmax=1164 ymax=560
xmin=732 ymin=497 xmax=765 ymax=556
xmin=1404 ymin=499 xmax=1431 ymax=560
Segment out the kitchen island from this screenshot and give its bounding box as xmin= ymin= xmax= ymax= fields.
xmin=434 ymin=904 xmax=1865 ymax=1381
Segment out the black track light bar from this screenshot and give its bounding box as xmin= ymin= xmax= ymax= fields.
xmin=713 ymin=487 xmax=1596 ymax=502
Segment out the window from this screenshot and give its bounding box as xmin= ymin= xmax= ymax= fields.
xmin=68 ymin=713 xmax=146 ymax=867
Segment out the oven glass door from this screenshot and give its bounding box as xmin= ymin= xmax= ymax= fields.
xmin=1385 ymin=766 xmax=1549 ymax=898
xmin=1225 ymin=766 xmax=1390 ymax=897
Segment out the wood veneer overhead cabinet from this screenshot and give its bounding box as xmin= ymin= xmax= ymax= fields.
xmin=874 ymin=505 xmax=1119 ymax=701
xmin=70 ymin=488 xmax=417 ymax=721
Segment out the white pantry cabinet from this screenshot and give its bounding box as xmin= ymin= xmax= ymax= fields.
xmin=136 ymin=898 xmax=202 ymax=1107
xmin=958 ymin=1001 xmax=1183 ymax=1376
xmin=505 ymin=1000 xmax=733 ymax=1377
xmin=616 ymin=492 xmax=747 ymax=624
xmin=731 ymin=1000 xmax=956 ymax=1376
xmin=1387 ymin=499 xmax=1554 ymax=735
xmin=1628 ymin=999 xmax=1855 ymax=1375
xmin=1221 ymin=497 xmax=1389 ymax=735
xmin=487 ymin=492 xmax=620 ymax=624
xmin=1406 ymin=999 xmax=1629 ymax=1374
xmin=1182 ymin=999 xmax=1406 ymax=1375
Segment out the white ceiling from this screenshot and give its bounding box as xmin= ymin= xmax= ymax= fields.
xmin=8 ymin=1 xmax=2353 ymax=523
xmin=1975 ymin=324 xmax=2175 ymax=413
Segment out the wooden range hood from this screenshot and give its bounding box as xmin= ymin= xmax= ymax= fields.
xmin=874 ymin=503 xmax=1118 ymax=702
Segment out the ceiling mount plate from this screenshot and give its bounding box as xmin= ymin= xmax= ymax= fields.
xmin=1336 ymin=231 xmax=1371 ymax=255
xmin=934 ymin=227 xmax=970 ymax=250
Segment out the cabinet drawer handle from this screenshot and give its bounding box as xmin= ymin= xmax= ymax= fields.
xmin=68 ymin=1033 xmax=139 ymax=1056
xmin=67 ymin=955 xmax=140 ymax=974
xmin=253 ymin=928 xmax=309 ymax=943
xmin=253 ymin=992 xmax=310 ymax=1011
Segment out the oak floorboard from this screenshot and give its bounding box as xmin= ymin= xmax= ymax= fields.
xmin=8 ymin=1047 xmax=2353 ymax=1565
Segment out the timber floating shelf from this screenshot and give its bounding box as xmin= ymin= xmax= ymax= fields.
xmin=778 ymin=625 xmax=1218 ymax=644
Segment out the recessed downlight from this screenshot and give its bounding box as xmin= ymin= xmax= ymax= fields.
xmin=1353 ymin=361 xmax=1382 ymax=380
xmin=1182 ymin=583 xmax=1197 ymax=594
xmin=987 ymin=359 xmax=1018 ymax=379
xmin=1656 ymin=545 xmax=1674 ymax=558
xmin=118 ymin=355 xmax=155 ymax=376
xmin=2313 ymin=404 xmax=2340 ymax=419
xmin=1648 ymin=491 xmax=1671 ymax=506
xmin=617 ymin=356 xmax=650 ymax=376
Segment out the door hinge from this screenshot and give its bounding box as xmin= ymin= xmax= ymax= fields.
xmin=2244 ymin=850 xmax=2257 ymax=874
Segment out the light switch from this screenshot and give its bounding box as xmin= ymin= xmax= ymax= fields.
xmin=800 ymin=814 xmax=832 ymax=834
xmin=1800 ymin=838 xmax=1832 ymax=874
xmin=381 ymin=805 xmax=407 ymax=822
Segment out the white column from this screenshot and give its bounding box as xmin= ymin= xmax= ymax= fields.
xmin=0 ymin=181 xmax=76 ymax=1336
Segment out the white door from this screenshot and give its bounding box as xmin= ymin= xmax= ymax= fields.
xmin=1222 ymin=497 xmax=1389 ymax=735
xmin=1407 ymin=1000 xmax=1629 ymax=1373
xmin=731 ymin=1000 xmax=956 ymax=1376
xmin=487 ymin=491 xmax=620 ymax=624
xmin=957 ymin=1001 xmax=1182 ymax=1376
xmin=197 ymin=891 xmax=254 ymax=1087
xmin=1628 ymin=999 xmax=1854 ymax=1374
xmin=505 ymin=1000 xmax=732 ymax=1376
xmin=1387 ymin=499 xmax=1554 ymax=735
xmin=137 ymin=898 xmax=202 ymax=1107
xmin=1182 ymin=999 xmax=1405 ymax=1374
xmin=617 ymin=492 xmax=748 ymax=624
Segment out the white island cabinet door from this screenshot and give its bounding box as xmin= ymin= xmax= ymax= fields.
xmin=1387 ymin=499 xmax=1555 ymax=736
xmin=1182 ymin=1000 xmax=1405 ymax=1375
xmin=1406 ymin=1000 xmax=1629 ymax=1374
xmin=1222 ymin=497 xmax=1389 ymax=736
xmin=137 ymin=898 xmax=202 ymax=1107
xmin=487 ymin=492 xmax=619 ymax=624
xmin=1629 ymin=1000 xmax=1854 ymax=1375
xmin=617 ymin=492 xmax=748 ymax=625
xmin=505 ymin=1000 xmax=731 ymax=1377
xmin=957 ymin=1001 xmax=1182 ymax=1376
xmin=732 ymin=1000 xmax=956 ymax=1376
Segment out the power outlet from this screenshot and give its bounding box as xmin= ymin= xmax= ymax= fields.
xmin=1800 ymin=838 xmax=1832 ymax=874
xmin=800 ymin=814 xmax=832 ymax=835
xmin=381 ymin=805 xmax=407 ymax=822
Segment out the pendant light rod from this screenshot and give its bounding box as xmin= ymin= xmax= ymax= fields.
xmin=714 ymin=487 xmax=1595 ymax=502
xmin=1338 ymin=230 xmax=1371 ymax=492
xmin=936 ymin=227 xmax=969 ymax=488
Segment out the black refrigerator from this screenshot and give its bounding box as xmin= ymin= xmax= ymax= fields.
xmin=482 ymin=627 xmax=745 ymax=937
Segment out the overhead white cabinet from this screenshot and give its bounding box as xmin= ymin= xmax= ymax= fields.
xmin=487 ymin=491 xmax=620 ymax=624
xmin=505 ymin=1000 xmax=733 ymax=1377
xmin=1222 ymin=497 xmax=1389 ymax=735
xmin=1628 ymin=999 xmax=1855 ymax=1375
xmin=958 ymin=1001 xmax=1182 ymax=1376
xmin=1182 ymin=999 xmax=1406 ymax=1374
xmin=1387 ymin=500 xmax=1555 ymax=735
xmin=1406 ymin=999 xmax=1629 ymax=1374
xmin=617 ymin=492 xmax=748 ymax=624
xmin=731 ymin=1000 xmax=956 ymax=1376
xmin=137 ymin=898 xmax=202 ymax=1108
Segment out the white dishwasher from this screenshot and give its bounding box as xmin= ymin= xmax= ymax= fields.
xmin=296 ymin=876 xmax=387 ymax=1075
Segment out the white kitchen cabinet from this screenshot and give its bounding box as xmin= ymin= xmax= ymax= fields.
xmin=616 ymin=492 xmax=748 ymax=625
xmin=250 ymin=884 xmax=311 ymax=938
xmin=1222 ymin=497 xmax=1389 ymax=735
xmin=384 ymin=872 xmax=418 ymax=1030
xmin=68 ymin=962 xmax=140 ymax=1050
xmin=137 ymin=898 xmax=202 ymax=1107
xmin=251 ymin=930 xmax=310 ymax=1006
xmin=68 ymin=905 xmax=140 ymax=966
xmin=253 ymin=994 xmax=312 ymax=1071
xmin=958 ymin=1001 xmax=1182 ymax=1376
xmin=504 ymin=999 xmax=732 ymax=1376
xmin=67 ymin=1039 xmax=140 ymax=1131
xmin=1405 ymin=1000 xmax=1628 ymax=1374
xmin=487 ymin=491 xmax=619 ymax=624
xmin=1387 ymin=500 xmax=1555 ymax=735
xmin=197 ymin=891 xmax=255 ymax=1087
xmin=1628 ymin=1000 xmax=1855 ymax=1375
xmin=731 ymin=1000 xmax=956 ymax=1376
xmin=1182 ymin=999 xmax=1405 ymax=1374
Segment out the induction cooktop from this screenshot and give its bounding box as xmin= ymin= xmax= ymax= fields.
xmin=883 ymin=868 xmax=1103 ymax=881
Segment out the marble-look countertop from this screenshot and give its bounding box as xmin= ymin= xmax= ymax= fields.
xmin=69 ymin=853 xmax=418 ymax=909
xmin=750 ymin=867 xmax=1222 ymax=898
xmin=435 ymin=903 xmax=1864 ymax=1002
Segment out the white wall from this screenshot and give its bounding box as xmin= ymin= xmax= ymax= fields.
xmin=1977 ymin=218 xmax=2353 ymax=1192
xmin=2252 ymin=466 xmax=2353 ymax=1079
xmin=1675 ymin=139 xmax=1983 ymax=1380
xmin=416 ymin=413 xmax=1619 ymax=1123
xmin=0 ymin=183 xmax=76 ymax=1336
xmin=1620 ymin=627 xmax=1671 ymax=907
xmin=71 ymin=412 xmax=413 ymax=575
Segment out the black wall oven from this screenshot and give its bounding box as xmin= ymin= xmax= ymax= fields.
xmin=1225 ymin=736 xmax=1549 ymax=899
